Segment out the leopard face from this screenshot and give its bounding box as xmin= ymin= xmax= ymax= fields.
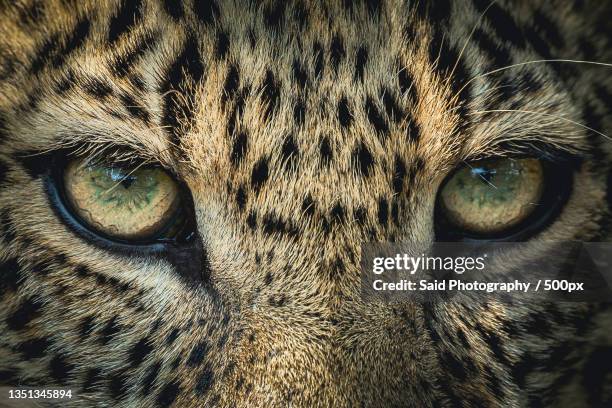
xmin=1 ymin=0 xmax=611 ymax=406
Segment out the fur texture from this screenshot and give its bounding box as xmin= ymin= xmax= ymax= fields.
xmin=0 ymin=0 xmax=611 ymax=406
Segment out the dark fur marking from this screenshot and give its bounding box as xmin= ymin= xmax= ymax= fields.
xmin=260 ymin=70 xmax=281 ymax=121
xmin=247 ymin=211 xmax=257 ymax=230
xmin=82 ymin=368 xmax=102 ymax=393
xmin=120 ymin=93 xmax=150 ymax=122
xmin=141 ymin=361 xmax=161 ymax=396
xmin=0 ymin=257 xmax=21 ymax=296
xmin=49 ymin=354 xmax=75 ymax=385
xmin=188 ymin=341 xmax=210 ymax=367
xmin=330 ymin=34 xmax=345 ymax=72
xmin=407 ymin=119 xmax=420 ymax=142
xmin=392 ymin=156 xmax=407 ymax=194
xmin=112 ymin=31 xmax=158 ymax=76
xmin=473 ymin=28 xmax=512 ymax=73
xmin=230 ymin=131 xmax=248 ymax=165
xmin=129 ymin=337 xmax=153 ymax=367
xmin=302 ymin=195 xmax=316 ymax=217
xmin=109 ymin=373 xmax=129 ymax=400
xmin=163 ymin=0 xmax=183 ymax=20
xmin=222 ymin=64 xmax=240 ymax=104
xmin=354 ymin=206 xmax=367 ymax=226
xmin=365 ymin=96 xmax=389 ymax=136
xmin=533 ymin=10 xmax=564 ymax=49
xmin=582 ymin=346 xmax=612 ymax=406
xmin=193 ymin=0 xmax=220 ymax=25
xmin=338 ymin=96 xmax=352 ymax=128
xmin=281 ymin=134 xmax=299 ymax=169
xmin=215 ymin=30 xmax=230 ymax=59
xmin=353 ymin=142 xmax=374 ymax=177
xmin=51 ymin=18 xmax=91 ymax=69
xmin=251 ymin=158 xmax=269 ymax=191
xmin=108 ymin=0 xmax=143 ymax=44
xmin=6 ymin=297 xmax=42 ymax=331
xmin=377 ymin=197 xmax=388 ymax=227
xmin=319 ymin=136 xmax=333 ymax=166
xmin=236 ymin=185 xmax=247 ymax=211
xmin=79 ymin=315 xmax=95 ymax=340
xmin=196 ymin=365 xmax=215 ymax=395
xmin=294 ymin=99 xmax=306 ymax=126
xmin=262 ymin=213 xmax=299 ymax=238
xmin=380 ymin=87 xmax=402 ymax=123
xmin=17 ymin=337 xmax=51 ymax=360
xmin=355 ymin=46 xmax=368 ymax=82
xmin=100 ymin=316 xmax=121 ymax=345
xmin=0 ymin=210 xmax=16 ymax=244
xmin=264 ymin=0 xmax=286 ymax=30
xmin=398 ymin=68 xmax=417 ymax=104
xmin=292 ymin=60 xmax=308 ymax=89
xmin=473 ymin=0 xmax=525 ymax=48
xmin=84 ymin=79 xmax=113 ymax=99
xmin=156 ymin=381 xmax=181 ymax=406
xmin=330 ymin=202 xmax=346 ymax=225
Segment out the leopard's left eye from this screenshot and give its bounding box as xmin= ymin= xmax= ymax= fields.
xmin=435 ymin=157 xmax=570 ymax=241
xmin=62 ymin=158 xmax=187 ymax=242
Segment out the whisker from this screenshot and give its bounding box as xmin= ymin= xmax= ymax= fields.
xmin=470 ymin=108 xmax=611 ymax=140
xmin=452 ymin=59 xmax=612 ymax=104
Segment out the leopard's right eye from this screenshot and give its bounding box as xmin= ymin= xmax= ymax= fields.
xmin=60 ymin=158 xmax=190 ymax=243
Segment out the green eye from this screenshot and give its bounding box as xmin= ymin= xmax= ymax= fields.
xmin=63 ymin=158 xmax=184 ymax=241
xmin=437 ymin=158 xmax=545 ymax=237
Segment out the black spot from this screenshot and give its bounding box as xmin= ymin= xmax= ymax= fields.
xmin=353 ymin=142 xmax=374 ymax=177
xmin=330 ymin=202 xmax=345 ymax=224
xmin=188 ymin=341 xmax=209 ymax=367
xmin=398 ymin=68 xmax=417 ymax=104
xmin=281 ymin=135 xmax=299 ymax=168
xmin=231 ymin=132 xmax=248 ymax=164
xmin=157 ymin=381 xmax=181 ymax=406
xmin=269 ymin=294 xmax=287 ymax=307
xmin=196 ymin=365 xmax=215 ymax=395
xmin=407 ymin=119 xmax=420 ymax=142
xmin=292 ymin=59 xmax=308 ymax=89
xmin=251 ymin=158 xmax=269 ymax=191
xmin=163 ymin=0 xmax=183 ymax=20
xmin=391 ymin=200 xmax=400 ymax=226
xmin=354 ymin=207 xmax=367 ymax=225
xmin=161 ymin=36 xmax=205 ymax=146
xmin=82 ymin=368 xmax=102 ymax=393
xmin=100 ymin=316 xmax=121 ymax=345
xmin=129 ymin=337 xmax=153 ymax=367
xmin=365 ymin=96 xmax=389 ymax=135
xmin=293 ymin=99 xmax=306 ymax=126
xmin=355 ymin=45 xmax=368 ymax=81
xmin=0 ymin=210 xmax=15 ymax=244
xmin=262 ymin=213 xmax=299 ymax=238
xmin=236 ymin=186 xmax=247 ymax=211
xmin=313 ymin=41 xmax=324 ymax=78
xmin=108 ymin=0 xmax=143 ymax=44
xmin=141 ymin=361 xmax=161 ymax=396
xmin=84 ymin=79 xmax=113 ymax=99
xmin=120 ymin=93 xmax=150 ymax=122
xmin=330 ymin=34 xmax=345 ymax=72
xmin=29 ymin=33 xmax=60 ymax=74
xmin=0 ymin=369 xmax=17 ymax=383
xmin=109 ymin=373 xmax=129 ymax=400
xmin=215 ymin=30 xmax=230 ymax=59
xmin=247 ymin=211 xmax=257 ymax=230
xmin=264 ymin=0 xmax=285 ymax=29
xmin=0 ymin=258 xmax=22 ymax=296
xmin=476 ymin=324 xmax=509 ymax=365
xmin=222 ymin=64 xmax=240 ymax=104
xmin=377 ymin=198 xmax=388 ymax=226
xmin=337 ymin=96 xmax=352 ymax=128
xmin=381 ymin=88 xmax=403 ymax=122
xmin=302 ymin=195 xmax=316 ymax=217
xmin=49 ymin=354 xmax=74 ymax=385
xmin=260 ymin=70 xmax=280 ymax=121
xmin=79 ymin=315 xmax=95 ymax=340
xmin=6 ymin=297 xmax=42 ymax=331
xmin=17 ymin=337 xmax=51 ymax=359
xmin=392 ymin=156 xmax=407 ymax=194
xmin=193 ymin=0 xmax=219 ymax=25
xmin=0 ymin=159 xmax=7 ymax=187
xmin=319 ymin=136 xmax=333 ymax=165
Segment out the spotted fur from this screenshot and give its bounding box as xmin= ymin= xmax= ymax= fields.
xmin=1 ymin=0 xmax=612 ymax=406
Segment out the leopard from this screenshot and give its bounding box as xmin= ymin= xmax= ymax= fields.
xmin=1 ymin=0 xmax=612 ymax=406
